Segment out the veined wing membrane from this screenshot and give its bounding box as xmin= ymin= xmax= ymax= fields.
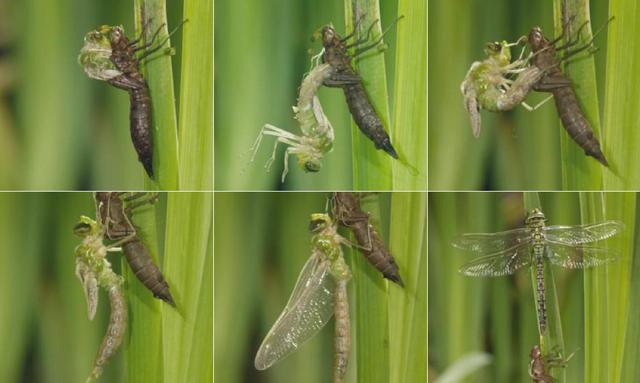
xmin=459 ymin=243 xmax=533 ymax=277
xmin=545 ymin=242 xmax=617 ymax=269
xmin=544 ymin=221 xmax=624 ymax=245
xmin=255 ymin=251 xmax=335 ymax=370
xmin=451 ymin=228 xmax=531 ymax=256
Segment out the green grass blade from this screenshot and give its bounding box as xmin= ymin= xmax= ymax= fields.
xmin=579 ymin=192 xmax=635 ymax=383
xmin=388 ymin=193 xmax=427 ymax=383
xmin=345 ymin=0 xmax=393 ymax=190
xmin=178 ymin=0 xmax=213 ymax=190
xmin=350 ymin=195 xmax=390 ymax=383
xmin=552 ymin=0 xmax=605 ymax=189
xmin=134 ymin=0 xmax=180 ymax=189
xmin=621 ymin=205 xmax=640 ymax=381
xmin=602 ymin=0 xmax=640 ymax=189
xmin=162 ymin=192 xmax=213 ymax=382
xmin=124 ymin=194 xmax=164 ymax=382
xmin=391 ymin=0 xmax=427 ymax=190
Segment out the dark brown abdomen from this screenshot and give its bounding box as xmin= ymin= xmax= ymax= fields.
xmin=129 ymin=85 xmax=154 ymax=177
xmin=552 ymin=86 xmax=608 ymax=166
xmin=123 ymin=239 xmax=175 ymax=306
xmin=343 ymin=83 xmax=398 ymax=158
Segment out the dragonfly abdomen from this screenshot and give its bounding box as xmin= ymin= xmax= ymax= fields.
xmin=129 ymin=85 xmax=154 ymax=177
xmin=535 ymin=246 xmax=547 ymax=332
xmin=123 ymin=239 xmax=176 ymax=306
xmin=89 ymin=284 xmax=127 ymax=383
xmin=334 ymin=280 xmax=350 ymax=383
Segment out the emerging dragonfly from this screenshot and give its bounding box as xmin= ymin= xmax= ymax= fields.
xmin=461 ymin=38 xmax=546 ymax=138
xmin=74 ymin=212 xmax=128 ymax=383
xmin=255 ymin=213 xmax=352 ymax=383
xmin=452 ymin=208 xmax=622 ymax=332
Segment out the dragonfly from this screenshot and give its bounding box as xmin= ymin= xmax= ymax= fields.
xmin=255 ymin=213 xmax=352 ymax=383
xmin=452 ymin=208 xmax=623 ymax=332
xmin=74 ymin=213 xmax=128 ymax=383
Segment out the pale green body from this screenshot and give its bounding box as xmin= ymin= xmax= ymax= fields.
xmin=251 ymin=63 xmax=335 ymax=182
xmin=78 ymin=25 xmax=124 ymax=81
xmin=461 ymin=39 xmax=543 ymax=137
xmin=255 ymin=213 xmax=351 ymax=383
xmin=74 ymin=214 xmax=127 ymax=383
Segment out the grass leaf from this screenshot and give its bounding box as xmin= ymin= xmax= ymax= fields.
xmin=178 ymin=0 xmax=213 ymax=189
xmin=134 ymin=0 xmax=180 ymax=189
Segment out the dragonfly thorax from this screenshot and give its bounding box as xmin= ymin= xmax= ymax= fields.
xmin=525 ymin=208 xmax=546 ymax=228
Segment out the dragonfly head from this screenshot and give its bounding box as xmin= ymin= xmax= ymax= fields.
xmin=78 ymin=25 xmax=123 ymax=81
xmin=73 ymin=216 xmax=100 ymax=238
xmin=528 ymin=26 xmax=546 ymax=52
xmin=309 ymin=213 xmax=332 ymax=233
xmin=484 ymin=41 xmax=511 ymax=65
xmin=530 ymin=345 xmax=542 ymax=359
xmin=525 ymin=208 xmax=546 ymax=225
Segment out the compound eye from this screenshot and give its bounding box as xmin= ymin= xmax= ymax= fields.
xmin=73 ymin=222 xmax=91 ymax=235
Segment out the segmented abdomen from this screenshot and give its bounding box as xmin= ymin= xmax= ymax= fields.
xmin=296 ymin=63 xmax=334 ymax=140
xmin=352 ymin=222 xmax=404 ymax=286
xmin=535 ymin=247 xmax=547 ymax=332
xmin=343 ymin=83 xmax=398 ymax=158
xmin=123 ymin=239 xmax=175 ymax=306
xmin=88 ymin=284 xmax=127 ymax=383
xmin=130 ymin=85 xmax=154 ymax=177
xmin=552 ymin=85 xmax=608 ymax=166
xmin=332 ymin=192 xmax=404 ymax=286
xmin=334 ymin=280 xmax=350 ymax=383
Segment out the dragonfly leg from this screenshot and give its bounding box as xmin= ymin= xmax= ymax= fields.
xmin=521 ymin=95 xmax=554 ymax=111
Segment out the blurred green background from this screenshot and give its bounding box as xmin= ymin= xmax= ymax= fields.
xmin=428 ymin=0 xmax=611 ymax=190
xmin=429 ymin=192 xmax=640 ymax=383
xmin=0 ymin=192 xmax=213 ymax=382
xmin=0 ymin=0 xmax=188 ymax=190
xmin=214 ymin=192 xmax=427 ymax=383
xmin=214 ymin=0 xmax=426 ymax=190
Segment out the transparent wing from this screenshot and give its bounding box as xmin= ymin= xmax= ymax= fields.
xmin=545 ymin=242 xmax=617 ymax=269
xmin=544 ymin=221 xmax=624 ymax=245
xmin=452 ymin=228 xmax=531 ymax=256
xmin=255 ymin=251 xmax=335 ymax=370
xmin=459 ymin=243 xmax=533 ymax=276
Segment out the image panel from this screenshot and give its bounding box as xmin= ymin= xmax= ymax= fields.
xmin=0 ymin=192 xmax=212 ymax=382
xmin=428 ymin=191 xmax=640 ymax=382
xmin=427 ymin=0 xmax=634 ymax=191
xmin=214 ymin=0 xmax=426 ymax=191
xmin=0 ymin=0 xmax=212 ymax=190
xmin=214 ymin=192 xmax=426 ymax=383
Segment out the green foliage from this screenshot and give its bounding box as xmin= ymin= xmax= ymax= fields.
xmin=429 ymin=192 xmax=639 ymax=383
xmin=214 ymin=193 xmax=426 ymax=383
xmin=1 ymin=0 xmax=209 ymax=190
xmin=428 ymin=1 xmax=617 ymax=190
xmin=214 ymin=0 xmax=425 ymax=190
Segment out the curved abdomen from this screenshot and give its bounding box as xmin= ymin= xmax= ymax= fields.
xmin=129 ymin=85 xmax=154 ymax=177
xmin=552 ymin=86 xmax=608 ymax=166
xmin=123 ymin=239 xmax=175 ymax=306
xmin=334 ymin=280 xmax=350 ymax=383
xmin=343 ymin=83 xmax=398 ymax=158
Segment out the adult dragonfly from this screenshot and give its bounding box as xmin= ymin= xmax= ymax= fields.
xmin=255 ymin=213 xmax=352 ymax=383
xmin=452 ymin=208 xmax=623 ymax=332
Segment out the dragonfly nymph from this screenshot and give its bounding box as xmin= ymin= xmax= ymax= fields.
xmin=452 ymin=208 xmax=622 ymax=332
xmin=255 ymin=213 xmax=352 ymax=383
